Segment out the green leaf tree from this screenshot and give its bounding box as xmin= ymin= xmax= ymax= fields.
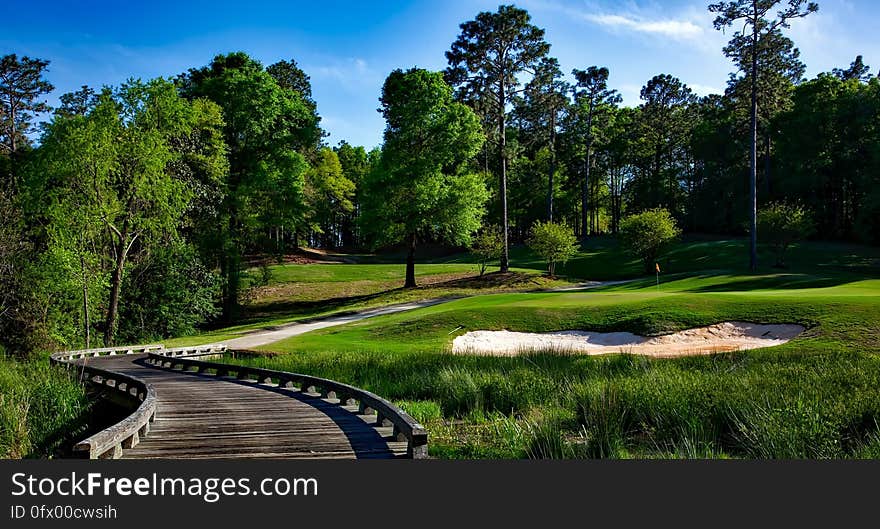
xmin=619 ymin=208 xmax=682 ymax=274
xmin=527 ymin=220 xmax=578 ymax=277
xmin=362 ymin=68 xmax=487 ymax=288
xmin=305 ymin=147 xmax=355 ymax=248
xmin=182 ymin=52 xmax=320 ymax=319
xmin=471 ymin=225 xmax=503 ymax=276
xmin=36 ymin=78 xmax=226 ymax=345
xmin=334 ymin=141 xmax=374 ymax=247
xmin=756 ymin=202 xmax=814 ymax=267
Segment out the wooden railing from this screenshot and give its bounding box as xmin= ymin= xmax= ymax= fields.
xmin=145 ymin=352 xmax=429 ymax=458
xmin=50 ymin=346 xmax=159 ymax=459
xmin=50 ymin=344 xmax=164 ymax=363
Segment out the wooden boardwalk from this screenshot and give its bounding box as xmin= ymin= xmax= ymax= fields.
xmin=84 ymin=354 xmax=407 ymax=459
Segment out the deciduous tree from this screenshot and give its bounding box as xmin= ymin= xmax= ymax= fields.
xmin=362 ymin=68 xmax=487 ymax=288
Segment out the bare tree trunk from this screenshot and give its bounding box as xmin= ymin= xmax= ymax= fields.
xmin=405 ymin=232 xmax=417 ymax=288
xmin=79 ymin=246 xmax=90 ymax=349
xmin=582 ymin=100 xmax=594 ymax=239
xmin=499 ymin=79 xmax=510 ymax=273
xmin=104 ymin=236 xmax=128 ymax=346
xmin=764 ymin=132 xmax=772 ymax=198
xmin=749 ymin=11 xmax=759 ymax=272
xmin=547 ymin=107 xmax=556 ymax=221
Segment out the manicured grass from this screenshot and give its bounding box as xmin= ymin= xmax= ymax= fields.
xmin=170 ymin=264 xmax=573 ymax=346
xmin=505 ymin=237 xmax=880 ymax=280
xmin=264 ymin=263 xmax=489 ymax=284
xmin=225 ymin=269 xmax=880 ymax=459
xmin=0 ymin=356 xmax=90 ymax=458
xmin=173 ymin=238 xmax=878 ymax=346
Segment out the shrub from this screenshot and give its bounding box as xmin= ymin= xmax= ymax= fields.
xmin=470 ymin=225 xmax=503 ymax=276
xmin=527 ymin=221 xmax=579 ymax=277
xmin=757 ymin=203 xmax=815 ymax=267
xmin=619 ymin=209 xmax=681 ymax=274
xmin=118 ymin=242 xmax=220 ymax=342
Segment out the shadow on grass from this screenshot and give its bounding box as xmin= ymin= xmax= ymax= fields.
xmin=239 ymin=288 xmax=404 ymax=324
xmin=37 ymin=391 xmax=131 ymax=459
xmin=684 ymin=274 xmax=861 ymax=292
xmin=236 ymin=271 xmax=544 ymax=327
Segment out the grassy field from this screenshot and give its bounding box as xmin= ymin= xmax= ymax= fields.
xmin=215 ymin=241 xmax=880 ymax=459
xmin=168 ymin=237 xmax=879 ymax=346
xmin=0 ymin=356 xmax=90 ymax=458
xmin=15 ymin=237 xmax=879 ymax=459
xmin=166 ymin=261 xmax=572 ymax=346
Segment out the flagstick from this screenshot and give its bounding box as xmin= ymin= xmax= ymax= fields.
xmin=656 ymin=270 xmax=659 ymax=291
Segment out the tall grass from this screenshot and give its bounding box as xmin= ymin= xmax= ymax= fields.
xmin=0 ymin=357 xmax=88 ymax=458
xmin=231 ymin=348 xmax=880 ymax=459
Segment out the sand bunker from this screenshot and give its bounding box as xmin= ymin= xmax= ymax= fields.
xmin=451 ymin=322 xmax=805 ymax=358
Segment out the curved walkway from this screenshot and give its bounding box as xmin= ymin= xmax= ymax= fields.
xmin=63 ymin=277 xmax=622 ymax=459
xmin=81 ymin=354 xmax=404 ymax=459
xmin=223 ymin=299 xmax=452 ymax=349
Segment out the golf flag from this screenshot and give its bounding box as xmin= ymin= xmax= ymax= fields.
xmin=655 ymin=263 xmax=660 ymax=273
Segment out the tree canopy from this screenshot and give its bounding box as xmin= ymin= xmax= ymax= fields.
xmin=362 ymin=68 xmax=487 ymax=287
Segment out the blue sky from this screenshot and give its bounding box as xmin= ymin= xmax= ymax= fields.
xmin=3 ymin=0 xmax=877 ymax=148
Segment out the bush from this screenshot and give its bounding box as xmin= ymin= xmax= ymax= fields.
xmin=118 ymin=242 xmax=220 ymax=342
xmin=527 ymin=221 xmax=579 ymax=277
xmin=470 ymin=225 xmax=503 ymax=276
xmin=757 ymin=203 xmax=815 ymax=267
xmin=618 ymin=209 xmax=681 ymax=274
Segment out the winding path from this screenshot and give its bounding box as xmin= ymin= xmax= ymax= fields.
xmin=222 ymin=298 xmax=452 ymax=349
xmin=60 ymin=277 xmax=623 ymax=459
xmin=83 ymin=354 xmax=405 ymax=459
xmin=220 ymin=279 xmax=628 ymax=349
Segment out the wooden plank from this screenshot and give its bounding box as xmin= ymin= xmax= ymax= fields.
xmin=80 ymin=354 xmax=402 ymax=460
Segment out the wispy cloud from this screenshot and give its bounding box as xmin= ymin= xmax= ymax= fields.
xmin=582 ymin=13 xmax=704 ymax=40
xmin=311 ymin=57 xmax=375 ymax=87
xmin=521 ymin=0 xmax=707 ymax=42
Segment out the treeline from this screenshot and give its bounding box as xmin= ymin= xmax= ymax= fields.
xmin=440 ymin=5 xmax=880 ymax=249
xmin=3 ymin=2 xmax=879 ymax=354
xmin=0 ymin=52 xmax=374 ymax=353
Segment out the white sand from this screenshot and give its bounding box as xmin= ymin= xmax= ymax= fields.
xmin=451 ymin=322 xmax=805 ymax=358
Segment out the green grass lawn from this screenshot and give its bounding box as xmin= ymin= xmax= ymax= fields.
xmin=167 ymin=262 xmax=573 ymax=346
xmin=505 ymin=236 xmax=880 ymax=280
xmin=12 ymin=237 xmax=880 ymax=459
xmin=221 ymin=265 xmax=880 ymax=459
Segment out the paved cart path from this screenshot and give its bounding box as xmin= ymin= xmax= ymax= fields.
xmin=220 ymin=280 xmax=628 ymax=349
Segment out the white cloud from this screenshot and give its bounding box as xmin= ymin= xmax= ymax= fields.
xmin=582 ymin=13 xmax=704 ymax=40
xmin=520 ymin=0 xmax=707 ymax=42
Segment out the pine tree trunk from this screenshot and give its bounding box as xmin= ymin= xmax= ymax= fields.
xmin=547 ymin=106 xmax=556 ymax=221
xmin=764 ymin=132 xmax=772 ymax=198
xmin=749 ymin=13 xmax=759 ymax=272
xmin=499 ymin=79 xmax=510 ymax=273
xmin=582 ymin=101 xmax=594 ymax=239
